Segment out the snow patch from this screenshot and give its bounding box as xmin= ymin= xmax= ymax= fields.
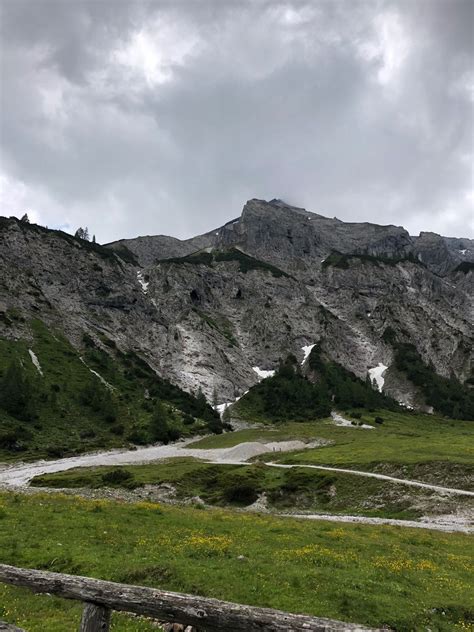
xmin=80 ymin=358 xmax=115 ymax=390
xmin=214 ymin=390 xmax=249 ymax=418
xmin=368 ymin=363 xmax=388 ymax=392
xmin=216 ymin=402 xmax=231 ymax=415
xmin=136 ymin=271 xmax=149 ymax=294
xmin=459 ymin=249 xmax=467 ymax=255
xmin=301 ymin=344 xmax=316 ymax=365
xmin=331 ymin=412 xmax=374 ymax=430
xmin=28 ymin=349 xmax=43 ymax=376
xmin=252 ymin=367 xmax=275 ymax=379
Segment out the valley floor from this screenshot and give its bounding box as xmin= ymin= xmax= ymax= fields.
xmin=1 ymin=410 xmax=473 ymax=630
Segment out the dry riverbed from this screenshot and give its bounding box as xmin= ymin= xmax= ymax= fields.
xmin=1 ymin=436 xmax=473 ymax=534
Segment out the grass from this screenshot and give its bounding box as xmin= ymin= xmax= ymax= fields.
xmin=0 ymin=492 xmax=473 ymax=631
xmin=31 ymin=456 xmax=472 ymax=519
xmin=322 ymin=251 xmax=423 ymax=270
xmin=160 ymin=247 xmax=291 ymax=278
xmin=191 ymin=411 xmax=474 ymax=469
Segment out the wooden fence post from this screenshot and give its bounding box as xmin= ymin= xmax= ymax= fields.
xmin=79 ymin=602 xmax=111 ymax=632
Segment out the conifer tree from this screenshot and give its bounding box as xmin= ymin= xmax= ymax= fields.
xmin=149 ymin=401 xmax=170 ymax=443
xmin=0 ymin=360 xmax=35 ymax=421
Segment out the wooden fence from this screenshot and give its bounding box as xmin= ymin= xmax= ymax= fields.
xmin=0 ymin=564 xmax=380 ymax=631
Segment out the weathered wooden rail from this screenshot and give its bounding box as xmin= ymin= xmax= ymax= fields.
xmin=0 ymin=564 xmax=381 ymax=631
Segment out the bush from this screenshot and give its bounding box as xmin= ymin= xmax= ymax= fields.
xmin=0 ymin=428 xmax=30 ymax=452
xmin=101 ymin=468 xmax=136 ymax=488
xmin=79 ymin=429 xmax=96 ymax=439
xmin=110 ymin=424 xmax=125 ymax=436
xmin=222 ymin=473 xmax=260 ymax=505
xmin=126 ymin=428 xmax=148 ymax=445
xmin=351 ymin=412 xmax=362 ymax=419
xmin=375 ymin=416 xmax=384 ymax=424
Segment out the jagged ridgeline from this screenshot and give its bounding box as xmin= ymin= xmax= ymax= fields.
xmin=234 ymin=349 xmax=398 ymax=422
xmin=0 ymin=320 xmax=221 ymax=459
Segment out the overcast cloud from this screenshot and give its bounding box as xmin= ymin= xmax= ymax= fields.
xmin=0 ymin=0 xmax=472 ymax=242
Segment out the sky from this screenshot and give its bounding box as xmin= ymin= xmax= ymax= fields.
xmin=0 ymin=0 xmax=473 ymax=243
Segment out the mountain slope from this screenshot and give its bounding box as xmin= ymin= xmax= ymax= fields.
xmin=1 ymin=200 xmax=472 ymax=419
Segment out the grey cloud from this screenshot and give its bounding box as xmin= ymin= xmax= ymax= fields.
xmin=0 ymin=0 xmax=472 ymax=242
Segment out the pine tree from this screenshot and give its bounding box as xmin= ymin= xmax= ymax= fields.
xmin=149 ymin=401 xmax=170 ymax=443
xmin=20 ymin=213 xmax=30 ymax=223
xmin=0 ymin=360 xmax=35 ymax=421
xmin=212 ymin=386 xmax=218 ymax=409
xmin=92 ymin=235 xmax=96 ymax=243
xmin=222 ymin=405 xmax=231 ymax=423
xmin=80 ymin=377 xmax=116 ymax=422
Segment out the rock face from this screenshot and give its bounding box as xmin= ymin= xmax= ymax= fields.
xmin=0 ymin=200 xmax=472 ymax=406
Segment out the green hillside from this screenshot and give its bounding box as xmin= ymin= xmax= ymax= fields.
xmin=0 ymin=319 xmax=221 ymax=460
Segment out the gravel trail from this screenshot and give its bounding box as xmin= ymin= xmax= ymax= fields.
xmin=266 ymin=463 xmax=474 ymax=497
xmin=1 ymin=439 xmax=472 ymax=533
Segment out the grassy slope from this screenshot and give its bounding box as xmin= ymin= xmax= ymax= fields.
xmin=0 ymin=320 xmax=212 ymax=461
xmin=190 ymin=411 xmax=474 ymax=468
xmin=31 ymin=456 xmax=473 ymax=520
xmin=0 ymin=492 xmax=473 ymax=632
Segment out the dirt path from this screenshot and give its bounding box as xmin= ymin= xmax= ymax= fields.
xmin=265 ymin=463 xmax=474 ymax=497
xmin=278 ymin=512 xmax=474 ymax=534
xmin=0 ymin=439 xmax=320 ymax=487
xmin=1 ymin=439 xmax=472 ymax=533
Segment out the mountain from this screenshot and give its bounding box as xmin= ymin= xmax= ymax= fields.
xmin=1 ymin=200 xmax=472 ymax=424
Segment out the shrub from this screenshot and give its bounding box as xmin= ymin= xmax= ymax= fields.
xmin=79 ymin=429 xmax=96 ymax=439
xmin=110 ymin=424 xmax=125 ymax=436
xmin=375 ymin=416 xmax=384 ymax=424
xmin=101 ymin=468 xmax=135 ymax=488
xmin=126 ymin=428 xmax=148 ymax=445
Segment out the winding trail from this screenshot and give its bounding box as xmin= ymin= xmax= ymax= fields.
xmin=265 ymin=463 xmax=474 ymax=497
xmin=0 ymin=439 xmax=472 ymax=533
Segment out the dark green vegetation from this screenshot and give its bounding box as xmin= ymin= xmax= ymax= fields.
xmin=0 ymin=320 xmax=221 ymax=460
xmin=0 ymin=492 xmax=472 ymax=632
xmin=235 ymin=358 xmax=331 ymax=421
xmin=383 ymin=327 xmax=474 ymax=420
xmin=235 ymin=353 xmax=397 ymax=422
xmin=454 ymin=261 xmax=474 ymax=274
xmin=0 ymin=216 xmax=138 ymax=265
xmin=160 ymin=247 xmax=291 ymax=278
xmin=192 ymin=308 xmax=238 ymax=347
xmin=322 ymin=251 xmax=423 ymax=270
xmin=32 ymin=455 xmax=472 ymax=519
xmin=307 ymin=346 xmax=398 ymax=410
